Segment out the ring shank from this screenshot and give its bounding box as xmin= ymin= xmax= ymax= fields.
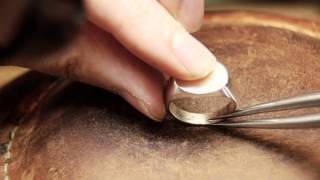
xmin=166 ymin=78 xmax=236 ymax=125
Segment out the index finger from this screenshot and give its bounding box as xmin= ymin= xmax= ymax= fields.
xmin=85 ymin=0 xmax=216 ymax=80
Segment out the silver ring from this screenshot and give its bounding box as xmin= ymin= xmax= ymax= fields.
xmin=165 ymin=62 xmax=237 ymax=125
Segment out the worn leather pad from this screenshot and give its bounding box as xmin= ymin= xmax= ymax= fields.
xmin=1 ymin=11 xmax=320 ymax=180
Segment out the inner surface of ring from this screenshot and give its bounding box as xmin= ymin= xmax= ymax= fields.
xmin=169 ymin=95 xmax=236 ymax=124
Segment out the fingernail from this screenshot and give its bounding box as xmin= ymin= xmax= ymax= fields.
xmin=120 ymin=90 xmax=164 ymax=122
xmin=172 ymin=32 xmax=216 ymax=80
xmin=179 ymin=0 xmax=204 ymax=32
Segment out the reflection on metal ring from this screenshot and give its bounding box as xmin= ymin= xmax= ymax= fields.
xmin=165 ymin=62 xmax=237 ymax=125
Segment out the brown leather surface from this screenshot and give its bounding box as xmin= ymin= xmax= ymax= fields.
xmin=1 ymin=11 xmax=320 ymax=179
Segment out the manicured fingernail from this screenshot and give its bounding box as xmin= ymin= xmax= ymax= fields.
xmin=139 ymin=100 xmax=164 ymax=122
xmin=172 ymin=32 xmax=216 ymax=80
xmin=179 ymin=0 xmax=204 ymax=32
xmin=120 ymin=90 xmax=164 ymax=122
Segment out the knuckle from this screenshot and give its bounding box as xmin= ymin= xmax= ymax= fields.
xmin=57 ymin=55 xmax=82 ymax=81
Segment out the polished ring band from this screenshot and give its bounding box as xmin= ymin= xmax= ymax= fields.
xmin=165 ymin=62 xmax=237 ymax=125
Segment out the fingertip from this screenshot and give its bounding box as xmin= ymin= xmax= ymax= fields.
xmin=178 ymin=0 xmax=204 ymax=33
xmin=119 ymin=89 xmax=166 ymax=122
xmin=159 ymin=0 xmax=204 ymax=33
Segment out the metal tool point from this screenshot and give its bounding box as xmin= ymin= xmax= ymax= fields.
xmin=211 ymin=91 xmax=320 ymax=128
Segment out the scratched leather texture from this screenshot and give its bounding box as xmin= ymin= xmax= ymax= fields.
xmin=1 ymin=11 xmax=320 ymax=180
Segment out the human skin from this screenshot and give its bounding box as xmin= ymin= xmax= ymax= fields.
xmin=6 ymin=0 xmax=217 ymax=121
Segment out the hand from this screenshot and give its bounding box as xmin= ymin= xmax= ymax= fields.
xmin=10 ymin=0 xmax=217 ymax=121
